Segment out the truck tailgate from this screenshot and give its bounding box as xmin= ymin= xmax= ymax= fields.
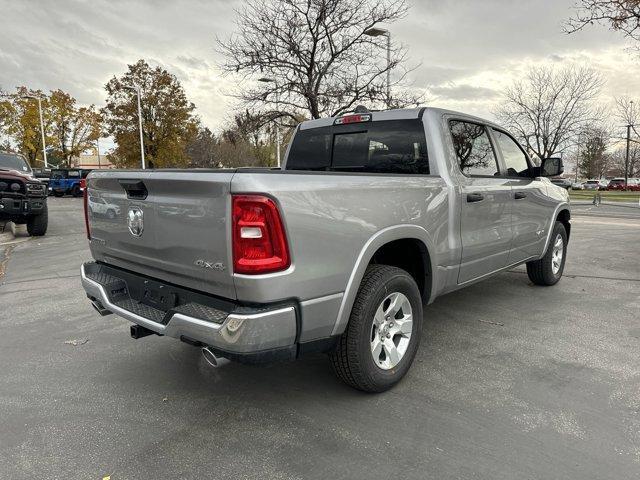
xmin=87 ymin=170 xmax=236 ymax=299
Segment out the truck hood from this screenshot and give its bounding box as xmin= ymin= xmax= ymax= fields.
xmin=0 ymin=168 xmax=39 ymax=182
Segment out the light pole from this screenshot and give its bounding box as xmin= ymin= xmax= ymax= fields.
xmin=21 ymin=94 xmax=48 ymax=168
xmin=258 ymin=77 xmax=281 ymax=167
xmin=124 ymin=85 xmax=146 ymax=169
xmin=624 ymin=100 xmax=634 ymax=189
xmin=96 ymin=137 xmax=101 ymax=169
xmin=364 ymin=27 xmax=391 ymax=108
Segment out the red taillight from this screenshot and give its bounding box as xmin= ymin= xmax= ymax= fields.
xmin=83 ymin=183 xmax=91 ymax=240
xmin=232 ymin=194 xmax=290 ymax=274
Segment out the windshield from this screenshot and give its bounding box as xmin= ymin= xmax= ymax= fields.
xmin=0 ymin=153 xmax=32 ymax=173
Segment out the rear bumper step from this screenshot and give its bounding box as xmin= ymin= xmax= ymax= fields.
xmin=81 ymin=262 xmax=297 ymax=359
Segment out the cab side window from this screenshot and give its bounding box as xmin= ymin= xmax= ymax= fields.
xmin=492 ymin=129 xmax=530 ymax=177
xmin=449 ymin=120 xmax=499 ymax=177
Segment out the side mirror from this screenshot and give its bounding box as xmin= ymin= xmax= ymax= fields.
xmin=540 ymin=157 xmax=564 ymax=177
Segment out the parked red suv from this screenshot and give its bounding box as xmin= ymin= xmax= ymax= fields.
xmin=0 ymin=152 xmax=48 ymax=236
xmin=607 ymin=178 xmax=640 ymax=191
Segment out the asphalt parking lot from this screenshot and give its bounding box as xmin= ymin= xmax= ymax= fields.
xmin=1 ymin=197 xmax=639 ymax=479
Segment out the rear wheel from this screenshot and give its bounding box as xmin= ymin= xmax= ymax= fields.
xmin=329 ymin=265 xmax=423 ymax=393
xmin=526 ymin=221 xmax=567 ymax=286
xmin=72 ymin=185 xmax=82 ymax=197
xmin=26 ymin=204 xmax=48 ymax=236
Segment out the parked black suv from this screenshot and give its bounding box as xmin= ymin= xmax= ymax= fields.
xmin=0 ymin=152 xmax=48 ymax=236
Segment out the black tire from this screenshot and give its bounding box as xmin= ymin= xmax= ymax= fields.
xmin=26 ymin=204 xmax=48 ymax=236
xmin=329 ymin=265 xmax=423 ymax=393
xmin=526 ymin=221 xmax=567 ymax=286
xmin=53 ymin=191 xmax=64 ymax=197
xmin=72 ymin=185 xmax=82 ymax=197
xmin=106 ymin=209 xmax=116 ymax=219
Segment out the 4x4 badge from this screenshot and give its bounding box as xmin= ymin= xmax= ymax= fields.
xmin=195 ymin=259 xmax=225 ymax=271
xmin=127 ymin=207 xmax=144 ymax=237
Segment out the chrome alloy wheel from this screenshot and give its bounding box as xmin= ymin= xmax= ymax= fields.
xmin=551 ymin=233 xmax=564 ymax=275
xmin=370 ymin=292 xmax=413 ymax=370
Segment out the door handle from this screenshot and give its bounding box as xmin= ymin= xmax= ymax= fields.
xmin=514 ymin=191 xmax=527 ymax=200
xmin=466 ymin=192 xmax=484 ymax=203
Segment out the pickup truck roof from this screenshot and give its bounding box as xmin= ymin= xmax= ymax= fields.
xmin=299 ymin=107 xmax=504 ymax=131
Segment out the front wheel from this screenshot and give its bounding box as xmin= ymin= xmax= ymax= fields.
xmin=526 ymin=221 xmax=567 ymax=286
xmin=26 ymin=204 xmax=48 ymax=236
xmin=329 ymin=265 xmax=423 ymax=393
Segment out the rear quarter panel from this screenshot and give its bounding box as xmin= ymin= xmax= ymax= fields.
xmin=231 ymin=171 xmax=453 ymax=340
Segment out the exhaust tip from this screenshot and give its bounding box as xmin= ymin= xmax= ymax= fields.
xmin=202 ymin=346 xmax=230 ymax=368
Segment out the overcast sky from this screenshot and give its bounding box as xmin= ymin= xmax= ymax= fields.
xmin=1 ymin=0 xmax=639 ymax=137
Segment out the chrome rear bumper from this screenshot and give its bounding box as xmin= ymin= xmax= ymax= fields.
xmin=80 ymin=263 xmax=297 ymax=355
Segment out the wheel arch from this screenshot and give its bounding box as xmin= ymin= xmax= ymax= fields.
xmin=331 ymin=225 xmax=436 ymax=336
xmin=556 ymin=208 xmax=571 ymax=240
xmin=540 ymin=202 xmax=571 ymax=256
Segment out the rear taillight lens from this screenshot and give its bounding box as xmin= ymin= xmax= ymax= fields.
xmin=83 ymin=183 xmax=91 ymax=240
xmin=232 ymin=194 xmax=290 ymax=274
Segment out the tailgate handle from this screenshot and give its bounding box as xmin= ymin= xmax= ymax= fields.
xmin=119 ymin=179 xmax=148 ymax=200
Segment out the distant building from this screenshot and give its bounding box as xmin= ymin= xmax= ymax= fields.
xmin=71 ymin=153 xmax=113 ymax=169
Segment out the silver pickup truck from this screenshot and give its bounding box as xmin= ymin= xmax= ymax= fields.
xmin=81 ymin=107 xmax=570 ymax=392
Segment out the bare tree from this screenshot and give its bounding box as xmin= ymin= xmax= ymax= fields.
xmin=218 ymin=0 xmax=421 ymax=121
xmin=615 ymin=96 xmax=639 ymax=135
xmin=613 ymin=96 xmax=640 ymax=181
xmin=565 ymin=1 xmax=640 ymax=47
xmin=494 ymin=65 xmax=604 ymax=161
xmin=610 ymin=143 xmax=640 ymax=177
xmin=186 ymin=126 xmax=218 ymax=168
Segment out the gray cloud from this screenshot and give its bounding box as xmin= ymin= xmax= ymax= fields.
xmin=0 ymin=0 xmax=638 ymax=127
xmin=430 ymin=84 xmax=500 ymax=101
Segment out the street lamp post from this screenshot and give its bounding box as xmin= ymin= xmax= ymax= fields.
xmin=624 ymin=100 xmax=634 ymax=189
xmin=22 ymin=94 xmax=48 ymax=168
xmin=364 ymin=27 xmax=391 ymax=108
xmin=96 ymin=137 xmax=101 ymax=169
xmin=258 ymin=77 xmax=281 ymax=167
xmin=124 ymin=85 xmax=146 ymax=169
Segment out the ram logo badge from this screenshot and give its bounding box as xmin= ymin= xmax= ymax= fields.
xmin=127 ymin=207 xmax=144 ymax=237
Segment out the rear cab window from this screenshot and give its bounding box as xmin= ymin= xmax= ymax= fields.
xmin=449 ymin=120 xmax=499 ymax=176
xmin=286 ymin=119 xmax=429 ymax=174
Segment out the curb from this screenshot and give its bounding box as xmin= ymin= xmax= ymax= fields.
xmin=0 ymin=222 xmax=31 ymax=246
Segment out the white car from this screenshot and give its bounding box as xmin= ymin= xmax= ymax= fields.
xmin=583 ymin=179 xmax=607 ymax=191
xmin=88 ymin=195 xmax=120 ymax=219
